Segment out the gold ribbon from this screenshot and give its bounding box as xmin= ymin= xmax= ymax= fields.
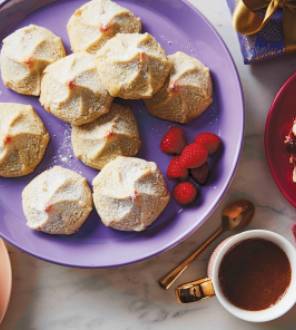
xmin=233 ymin=0 xmax=296 ymax=51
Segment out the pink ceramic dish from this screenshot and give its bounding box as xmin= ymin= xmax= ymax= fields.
xmin=265 ymin=72 xmax=296 ymax=208
xmin=0 ymin=240 xmax=12 ymax=324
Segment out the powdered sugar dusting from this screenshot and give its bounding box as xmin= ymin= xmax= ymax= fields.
xmin=49 ymin=126 xmax=75 ymax=167
xmin=159 ymin=34 xmax=173 ymax=49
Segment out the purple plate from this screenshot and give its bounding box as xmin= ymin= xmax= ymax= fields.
xmin=0 ymin=0 xmax=244 ymax=268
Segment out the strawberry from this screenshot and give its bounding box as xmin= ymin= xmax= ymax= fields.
xmin=160 ymin=127 xmax=186 ymax=155
xmin=195 ymin=132 xmax=221 ymax=155
xmin=179 ymin=143 xmax=208 ymax=169
xmin=173 ymin=182 xmax=198 ymax=205
xmin=190 ymin=162 xmax=209 ymax=185
xmin=167 ymin=157 xmax=188 ymax=180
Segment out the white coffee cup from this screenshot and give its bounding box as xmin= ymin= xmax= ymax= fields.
xmin=176 ymin=230 xmax=296 ymax=322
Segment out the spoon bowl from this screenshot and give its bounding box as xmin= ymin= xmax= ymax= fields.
xmin=222 ymin=200 xmax=255 ymax=231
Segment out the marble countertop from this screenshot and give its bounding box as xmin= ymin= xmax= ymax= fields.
xmin=2 ymin=0 xmax=296 ymax=329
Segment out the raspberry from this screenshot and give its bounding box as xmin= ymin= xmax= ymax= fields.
xmin=195 ymin=132 xmax=221 ymax=155
xmin=173 ymin=182 xmax=198 ymax=205
xmin=160 ymin=127 xmax=186 ymax=155
xmin=180 ymin=143 xmax=208 ymax=169
xmin=191 ymin=162 xmax=209 ymax=185
xmin=167 ymin=157 xmax=188 ymax=180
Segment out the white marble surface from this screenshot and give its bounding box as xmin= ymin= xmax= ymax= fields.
xmin=2 ymin=0 xmax=296 ymax=329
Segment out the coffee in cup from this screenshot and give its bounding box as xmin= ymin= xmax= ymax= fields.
xmin=176 ymin=230 xmax=296 ymax=322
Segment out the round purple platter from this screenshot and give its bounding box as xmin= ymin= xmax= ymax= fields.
xmin=0 ymin=0 xmax=244 ymax=268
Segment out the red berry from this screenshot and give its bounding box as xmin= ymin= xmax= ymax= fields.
xmin=195 ymin=132 xmax=221 ymax=155
xmin=191 ymin=162 xmax=209 ymax=185
xmin=25 ymin=58 xmax=34 ymax=69
xmin=173 ymin=182 xmax=198 ymax=205
xmin=167 ymin=157 xmax=188 ymax=180
xmin=180 ymin=143 xmax=208 ymax=169
xmin=160 ymin=127 xmax=187 ymax=155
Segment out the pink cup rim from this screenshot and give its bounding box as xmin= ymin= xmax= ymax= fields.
xmin=0 ymin=239 xmax=12 ymax=325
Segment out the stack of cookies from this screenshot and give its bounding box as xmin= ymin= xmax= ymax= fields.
xmin=0 ymin=0 xmax=213 ymax=235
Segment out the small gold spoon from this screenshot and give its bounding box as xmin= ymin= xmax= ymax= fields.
xmin=159 ymin=200 xmax=255 ymax=290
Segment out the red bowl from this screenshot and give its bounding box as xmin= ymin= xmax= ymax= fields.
xmin=265 ymin=72 xmax=296 ymax=208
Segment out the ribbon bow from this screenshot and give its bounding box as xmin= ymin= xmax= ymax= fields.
xmin=233 ymin=0 xmax=296 ymax=51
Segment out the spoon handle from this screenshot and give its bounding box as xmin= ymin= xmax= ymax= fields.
xmin=159 ymin=226 xmax=224 ymax=290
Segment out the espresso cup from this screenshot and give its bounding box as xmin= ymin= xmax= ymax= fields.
xmin=176 ymin=230 xmax=296 ymax=322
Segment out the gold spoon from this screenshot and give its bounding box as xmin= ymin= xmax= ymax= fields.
xmin=159 ymin=200 xmax=255 ymax=290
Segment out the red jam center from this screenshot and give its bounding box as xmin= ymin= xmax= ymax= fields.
xmin=139 ymin=52 xmax=147 ymax=62
xmin=100 ymin=24 xmax=110 ymax=33
xmin=168 ymin=82 xmax=180 ymax=95
xmin=25 ymin=58 xmax=34 ymax=69
xmin=4 ymin=136 xmax=12 ymax=145
xmin=68 ymin=80 xmax=76 ymax=89
xmin=132 ymin=190 xmax=140 ymax=202
xmin=106 ymin=132 xmax=114 ymax=139
xmin=45 ymin=205 xmax=53 ymax=213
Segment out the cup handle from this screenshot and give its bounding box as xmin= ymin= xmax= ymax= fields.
xmin=176 ymin=277 xmax=215 ymax=303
